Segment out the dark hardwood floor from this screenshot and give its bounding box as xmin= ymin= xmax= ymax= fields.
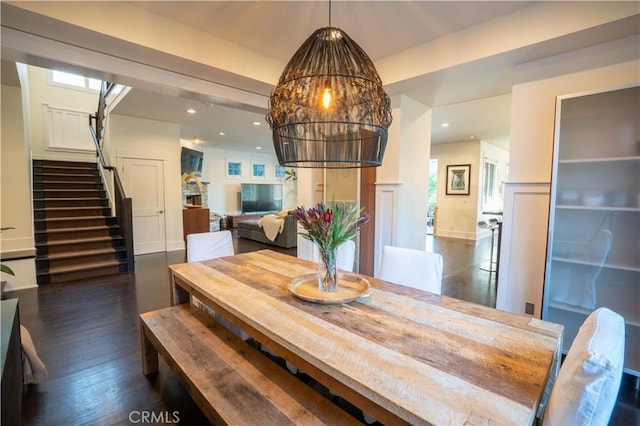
xmin=5 ymin=230 xmax=638 ymax=425
xmin=432 ymin=235 xmax=498 ymax=308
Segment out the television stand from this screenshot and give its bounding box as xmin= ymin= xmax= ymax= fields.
xmin=227 ymin=214 xmax=264 ymax=228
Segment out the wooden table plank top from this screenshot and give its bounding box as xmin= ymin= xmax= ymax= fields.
xmin=169 ymin=250 xmax=563 ymax=426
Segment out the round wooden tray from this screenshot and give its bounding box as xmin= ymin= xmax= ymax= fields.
xmin=288 ymin=273 xmax=371 ymax=304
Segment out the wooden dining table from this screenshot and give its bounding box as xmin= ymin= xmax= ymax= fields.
xmin=169 ymin=249 xmax=563 ymax=426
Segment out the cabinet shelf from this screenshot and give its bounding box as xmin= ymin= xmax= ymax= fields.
xmin=551 ymin=256 xmax=640 ymax=272
xmin=548 ymin=302 xmax=640 ymax=327
xmin=559 ymin=155 xmax=640 ymax=164
xmin=556 ymin=205 xmax=640 ymax=212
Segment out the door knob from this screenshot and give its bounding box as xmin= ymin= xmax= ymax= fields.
xmin=157 ymin=210 xmax=164 ymax=214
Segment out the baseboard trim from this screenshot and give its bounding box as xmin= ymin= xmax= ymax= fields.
xmin=167 ymin=240 xmax=186 ymax=252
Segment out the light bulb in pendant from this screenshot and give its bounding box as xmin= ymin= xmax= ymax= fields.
xmin=322 ymin=88 xmax=332 ymax=110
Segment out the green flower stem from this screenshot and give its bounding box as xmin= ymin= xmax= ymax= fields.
xmin=318 ymin=246 xmax=338 ymax=292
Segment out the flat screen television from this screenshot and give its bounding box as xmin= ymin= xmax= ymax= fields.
xmin=241 ymin=183 xmax=282 ymax=214
xmin=181 ymin=147 xmax=203 ymax=176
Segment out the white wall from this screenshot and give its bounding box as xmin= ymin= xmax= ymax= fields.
xmin=497 ymin=35 xmax=640 ymax=317
xmin=26 ymin=65 xmax=97 ymax=162
xmin=374 ymin=95 xmax=431 ymax=273
xmin=199 ymin=146 xmax=295 ymax=216
xmin=325 ymin=169 xmax=358 ymax=204
xmin=431 ymin=140 xmax=481 ymax=240
xmin=430 ymin=140 xmax=508 ymax=241
xmin=108 ymin=114 xmax=184 ymax=251
xmin=396 ymin=96 xmax=432 ymax=250
xmin=0 ymin=83 xmax=37 ymax=291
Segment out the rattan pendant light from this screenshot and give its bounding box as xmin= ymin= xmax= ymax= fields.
xmin=266 ymin=3 xmax=392 ymax=168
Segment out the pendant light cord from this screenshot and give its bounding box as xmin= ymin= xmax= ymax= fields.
xmin=328 ymin=0 xmax=332 ymax=28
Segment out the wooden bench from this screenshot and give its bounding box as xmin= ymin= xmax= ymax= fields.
xmin=140 ymin=304 xmax=360 ymax=425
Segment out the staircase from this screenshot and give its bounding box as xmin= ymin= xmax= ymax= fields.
xmin=33 ymin=160 xmax=128 ymax=284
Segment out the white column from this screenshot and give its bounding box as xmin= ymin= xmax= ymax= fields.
xmin=375 ymin=94 xmax=432 ymax=274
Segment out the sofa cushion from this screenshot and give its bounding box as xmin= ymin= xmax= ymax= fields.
xmin=237 ymin=215 xmax=297 ymax=249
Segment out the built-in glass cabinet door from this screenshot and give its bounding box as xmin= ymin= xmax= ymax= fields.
xmin=543 ymin=84 xmax=640 ymax=376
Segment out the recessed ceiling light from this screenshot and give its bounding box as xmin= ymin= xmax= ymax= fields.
xmin=218 ymin=132 xmax=225 ymax=136
xmin=252 ymin=121 xmax=261 ymax=126
xmin=256 ymin=146 xmax=262 ymax=150
xmin=186 ymin=108 xmax=196 ymax=114
xmin=441 ymin=123 xmax=449 ymax=127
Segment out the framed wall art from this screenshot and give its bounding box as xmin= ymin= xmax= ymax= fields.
xmin=446 ymin=164 xmax=471 ymax=195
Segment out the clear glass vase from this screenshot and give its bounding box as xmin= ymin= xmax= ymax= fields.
xmin=317 ymin=244 xmax=338 ymax=292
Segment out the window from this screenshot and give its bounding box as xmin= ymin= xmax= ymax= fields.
xmin=482 ymin=158 xmax=502 ymax=210
xmin=251 ymin=161 xmax=266 ymax=180
xmin=49 ymin=70 xmax=125 ymax=97
xmin=50 ymin=70 xmax=102 ymax=92
xmin=227 ymin=161 xmax=242 ymax=178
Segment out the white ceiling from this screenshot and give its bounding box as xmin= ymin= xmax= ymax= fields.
xmin=3 ymin=1 xmax=635 ymax=154
xmin=128 ymin=1 xmax=531 ymax=64
xmin=110 ymin=1 xmax=534 ymax=153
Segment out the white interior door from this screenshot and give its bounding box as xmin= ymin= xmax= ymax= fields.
xmin=120 ymin=157 xmax=166 ymax=254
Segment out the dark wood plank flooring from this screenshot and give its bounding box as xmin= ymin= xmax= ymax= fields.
xmin=5 ymin=230 xmax=638 ymax=425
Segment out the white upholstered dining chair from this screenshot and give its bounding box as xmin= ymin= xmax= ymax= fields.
xmin=186 ymin=230 xmax=249 ymax=340
xmin=186 ymin=230 xmax=234 ymax=262
xmin=378 ymin=245 xmax=443 ymax=294
xmin=542 ymin=307 xmax=625 ymax=426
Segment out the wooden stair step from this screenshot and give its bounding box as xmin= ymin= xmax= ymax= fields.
xmin=40 ymin=197 xmax=105 ymax=200
xmin=37 ymin=236 xmax=123 ymax=255
xmin=34 ymin=206 xmax=111 ymax=219
xmin=37 ymin=197 xmax=107 ymax=204
xmin=34 ymin=160 xmax=97 ymax=169
xmin=35 ymin=216 xmax=115 ymax=230
xmin=35 ymin=215 xmax=113 ymax=221
xmin=36 ymin=206 xmax=107 ymax=211
xmin=35 ymin=164 xmax=96 ymax=170
xmin=48 ymin=259 xmax=124 ymax=273
xmin=42 ymin=235 xmax=123 ymax=247
xmin=35 ymin=189 xmax=105 ymax=194
xmin=37 ymin=259 xmax=126 ymax=284
xmin=33 ymin=173 xmax=99 ymax=182
xmin=34 ymin=190 xmax=106 ymax=199
xmin=35 ymin=225 xmax=121 ymax=243
xmin=38 ymin=180 xmax=100 ymax=185
xmin=33 ymin=189 xmax=107 ymax=201
xmin=37 ymin=225 xmax=118 ymax=234
xmin=34 ymin=198 xmax=109 ymax=209
xmin=37 ymin=247 xmax=126 ymax=269
xmin=38 ymin=166 xmax=98 ymax=175
xmin=35 ymin=182 xmax=103 ymax=190
xmin=39 ymin=197 xmax=106 ymax=201
xmin=38 ymin=215 xmax=112 ymax=220
xmin=42 ymin=247 xmax=122 ymax=260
